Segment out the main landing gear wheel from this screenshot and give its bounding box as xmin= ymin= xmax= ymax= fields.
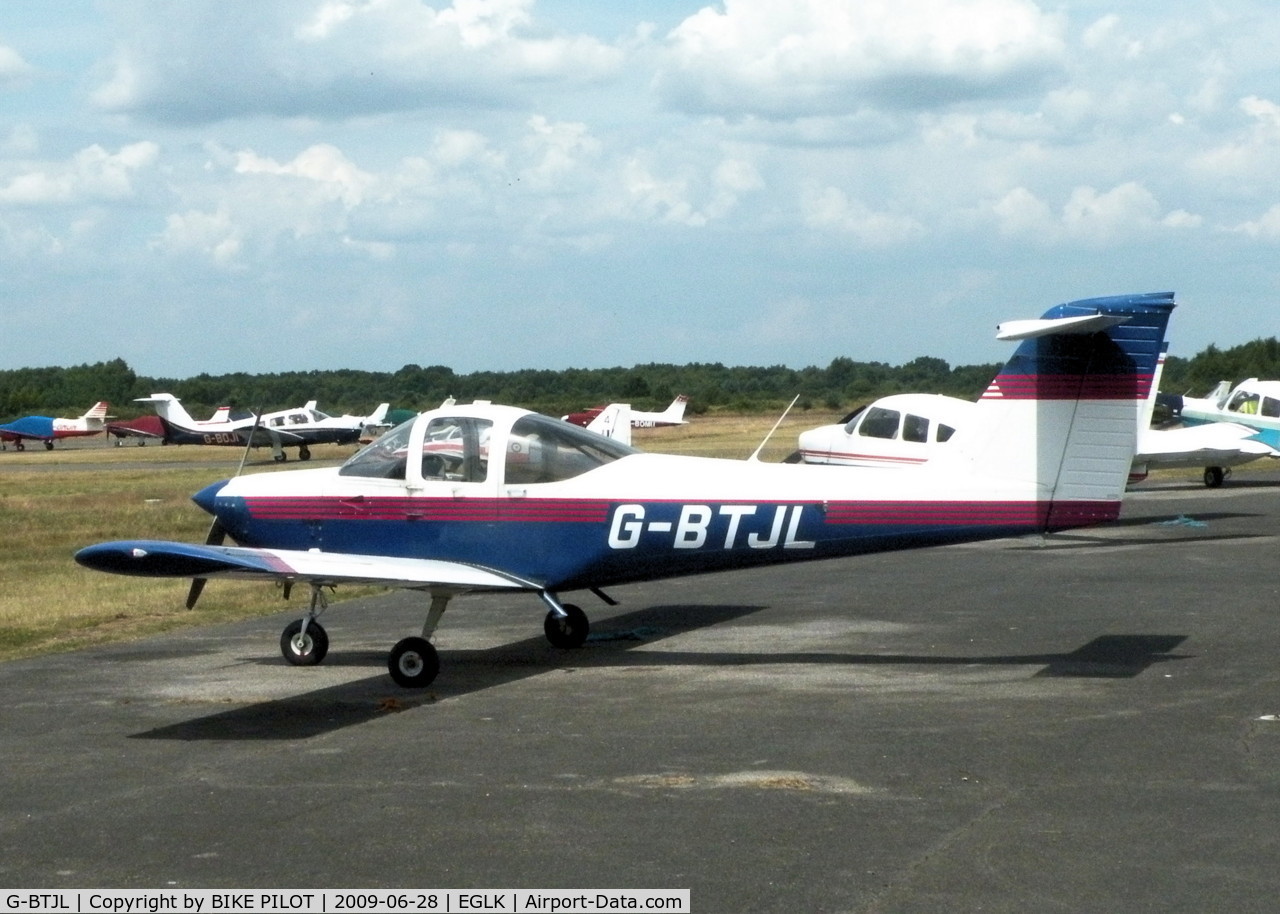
xmin=388 ymin=636 xmax=440 ymax=688
xmin=280 ymin=619 xmax=329 ymax=666
xmin=1203 ymin=466 xmax=1226 ymax=488
xmin=544 ymin=603 xmax=589 ymax=649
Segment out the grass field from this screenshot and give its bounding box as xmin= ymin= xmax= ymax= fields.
xmin=0 ymin=411 xmax=836 ymax=661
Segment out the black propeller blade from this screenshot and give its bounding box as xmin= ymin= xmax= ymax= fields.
xmin=186 ymin=407 xmax=262 ymax=610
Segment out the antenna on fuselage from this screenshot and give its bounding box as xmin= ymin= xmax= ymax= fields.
xmin=748 ymin=394 xmax=800 ymax=463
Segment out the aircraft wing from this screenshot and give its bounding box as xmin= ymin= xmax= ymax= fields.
xmin=74 ymin=540 xmax=541 ymax=592
xmin=1137 ymin=423 xmax=1279 ymax=469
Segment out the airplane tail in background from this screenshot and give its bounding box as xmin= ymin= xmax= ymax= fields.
xmin=937 ymin=291 xmax=1175 ymax=530
xmin=657 ymin=395 xmax=688 ymax=425
xmin=136 ymin=393 xmax=199 ymax=428
xmin=79 ymin=401 xmax=111 ymax=429
xmin=586 ymin=404 xmax=632 ymax=446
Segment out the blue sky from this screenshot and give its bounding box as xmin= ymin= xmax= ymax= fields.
xmin=2 ymin=0 xmax=1279 ymax=378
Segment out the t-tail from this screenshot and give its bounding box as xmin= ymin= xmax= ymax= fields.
xmin=135 ymin=393 xmax=199 ymax=428
xmin=935 ymin=291 xmax=1175 ymax=531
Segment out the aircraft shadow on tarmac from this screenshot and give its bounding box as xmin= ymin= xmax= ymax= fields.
xmin=131 ymin=600 xmax=1189 ymax=742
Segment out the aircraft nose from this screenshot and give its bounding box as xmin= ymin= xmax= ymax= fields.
xmin=191 ymin=479 xmax=230 ymax=516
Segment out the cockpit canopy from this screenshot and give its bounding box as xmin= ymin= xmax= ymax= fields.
xmin=339 ymin=406 xmax=638 ymax=484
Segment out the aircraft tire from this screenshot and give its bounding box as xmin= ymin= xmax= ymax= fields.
xmin=388 ymin=637 xmax=440 ymax=688
xmin=299 ymin=445 xmax=311 ymax=461
xmin=1204 ymin=466 xmax=1225 ymax=488
xmin=543 ymin=603 xmax=589 ymax=649
xmin=280 ymin=619 xmax=329 ymax=666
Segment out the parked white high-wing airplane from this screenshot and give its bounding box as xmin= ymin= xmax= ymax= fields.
xmin=794 ymin=345 xmax=1276 ymax=486
xmin=77 ymin=292 xmax=1173 ymax=690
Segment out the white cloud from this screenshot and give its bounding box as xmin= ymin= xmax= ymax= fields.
xmin=154 ymin=205 xmax=243 ymax=266
xmin=656 ymin=0 xmax=1066 ymax=118
xmin=235 ymin=143 xmax=373 ymax=208
xmin=0 ymin=141 xmax=159 ymax=205
xmin=0 ymin=45 xmax=34 ymax=88
xmin=91 ymin=0 xmax=623 ymax=123
xmin=802 ymin=185 xmax=924 ymax=246
xmin=1232 ymin=204 xmax=1280 ymax=240
xmin=991 ymin=182 xmax=1200 ymax=243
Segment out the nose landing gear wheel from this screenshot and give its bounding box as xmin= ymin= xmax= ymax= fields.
xmin=543 ymin=603 xmax=589 ymax=649
xmin=388 ymin=636 xmax=440 ymax=688
xmin=281 ymin=619 xmax=329 ymax=666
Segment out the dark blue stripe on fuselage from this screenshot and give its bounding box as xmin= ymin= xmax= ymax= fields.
xmin=215 ymin=495 xmax=1073 ymax=591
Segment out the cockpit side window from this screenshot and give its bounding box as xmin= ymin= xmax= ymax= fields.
xmin=1229 ymin=391 xmax=1260 ymax=414
xmin=1263 ymin=397 xmax=1280 ymax=419
xmin=858 ymin=407 xmax=900 ymax=440
xmin=340 ymin=418 xmax=415 ymax=479
xmin=903 ymin=414 xmax=929 ymax=443
xmin=421 ymin=418 xmax=491 ymax=483
xmin=505 ymin=415 xmax=637 ymax=485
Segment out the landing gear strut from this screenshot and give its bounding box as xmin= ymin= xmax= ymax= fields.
xmin=280 ymin=585 xmax=330 ymax=666
xmin=540 ymin=592 xmax=590 ymax=649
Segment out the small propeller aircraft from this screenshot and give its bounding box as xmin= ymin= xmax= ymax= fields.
xmin=795 ymin=346 xmax=1276 ymax=486
xmin=76 ymin=292 xmax=1174 ymax=689
xmin=0 ymin=401 xmax=111 ymax=450
xmin=1160 ymin=378 xmax=1280 ymax=484
xmin=564 ymin=395 xmax=688 ymax=430
xmin=138 ymin=394 xmax=389 ymax=461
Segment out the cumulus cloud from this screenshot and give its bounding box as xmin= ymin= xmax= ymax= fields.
xmin=802 ymin=185 xmax=924 ymax=245
xmin=91 ymin=0 xmax=623 ymax=123
xmin=656 ymin=0 xmax=1067 ymax=119
xmin=0 ymin=142 xmax=159 ymax=205
xmin=0 ymin=45 xmax=34 ymax=88
xmin=992 ymin=182 xmax=1200 ymax=242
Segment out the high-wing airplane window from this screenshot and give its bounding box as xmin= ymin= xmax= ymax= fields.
xmin=505 ymin=415 xmax=637 ymax=485
xmin=937 ymin=424 xmax=956 ymax=442
xmin=339 ymin=419 xmax=415 ymax=479
xmin=858 ymin=407 xmax=900 ymax=439
xmin=903 ymin=414 xmax=929 ymax=443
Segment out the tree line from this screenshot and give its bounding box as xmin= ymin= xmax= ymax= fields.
xmin=0 ymin=340 xmax=1276 ymax=421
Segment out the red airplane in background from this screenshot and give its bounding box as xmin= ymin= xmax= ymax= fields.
xmin=563 ymin=395 xmax=688 ymax=430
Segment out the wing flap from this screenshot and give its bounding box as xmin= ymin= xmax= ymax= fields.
xmin=74 ymin=540 xmax=538 ymax=591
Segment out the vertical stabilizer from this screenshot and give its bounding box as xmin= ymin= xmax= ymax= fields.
xmin=136 ymin=393 xmax=199 ymax=428
xmin=658 ymin=395 xmax=689 ymax=424
xmin=939 ymin=292 xmax=1175 ymax=530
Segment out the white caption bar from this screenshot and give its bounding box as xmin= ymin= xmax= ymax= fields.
xmin=2 ymin=892 xmax=690 ymax=914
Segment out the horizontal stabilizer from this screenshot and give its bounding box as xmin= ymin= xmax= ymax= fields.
xmin=995 ymin=312 xmax=1130 ymax=341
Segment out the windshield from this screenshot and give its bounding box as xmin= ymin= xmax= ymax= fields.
xmin=505 ymin=415 xmax=637 ymax=484
xmin=340 ymin=418 xmax=416 ymax=479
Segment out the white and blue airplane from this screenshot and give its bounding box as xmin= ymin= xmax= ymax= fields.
xmin=76 ymin=292 xmax=1175 ymax=688
xmin=1161 ymin=378 xmax=1280 ymax=484
xmin=796 ymin=345 xmax=1276 ymax=487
